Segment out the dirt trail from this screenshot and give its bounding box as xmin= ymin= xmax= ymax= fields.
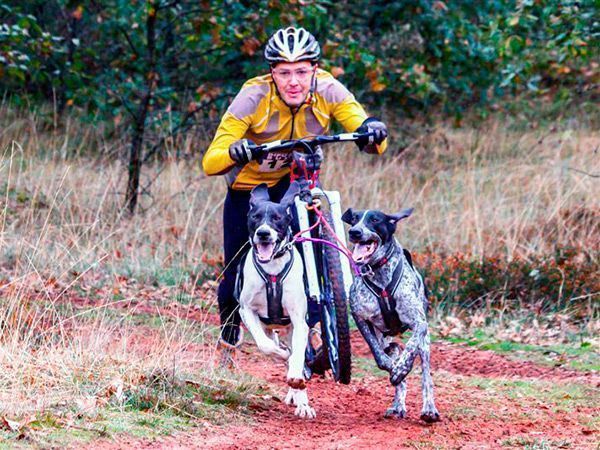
xmin=92 ymin=331 xmax=599 ymax=450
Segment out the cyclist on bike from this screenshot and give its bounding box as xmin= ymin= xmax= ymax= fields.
xmin=202 ymin=26 xmax=388 ymax=365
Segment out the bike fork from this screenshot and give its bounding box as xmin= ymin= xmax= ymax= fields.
xmin=295 ymin=192 xmax=354 ymax=300
xmin=324 ymin=190 xmax=354 ymax=298
xmin=294 ymin=197 xmax=321 ymax=302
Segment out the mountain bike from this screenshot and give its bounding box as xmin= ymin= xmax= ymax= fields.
xmin=248 ymin=132 xmax=373 ymax=384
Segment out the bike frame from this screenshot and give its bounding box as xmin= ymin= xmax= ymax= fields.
xmin=294 ymin=187 xmax=353 ymax=302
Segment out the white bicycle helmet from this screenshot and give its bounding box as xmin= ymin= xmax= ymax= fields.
xmin=264 ymin=27 xmax=320 ymax=65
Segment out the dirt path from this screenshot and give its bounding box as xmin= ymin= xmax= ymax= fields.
xmin=92 ymin=331 xmax=599 ymax=450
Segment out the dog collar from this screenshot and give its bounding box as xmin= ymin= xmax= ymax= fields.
xmin=358 ymin=241 xmax=398 ymax=276
xmin=272 ymin=230 xmax=294 ymax=259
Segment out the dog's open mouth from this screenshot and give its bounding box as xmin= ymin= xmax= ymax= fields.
xmin=352 ymin=240 xmax=378 ymax=264
xmin=254 ymin=242 xmax=276 ymax=262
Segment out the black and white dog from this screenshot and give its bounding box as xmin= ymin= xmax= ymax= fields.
xmin=236 ymin=182 xmax=316 ymax=419
xmin=342 ymin=207 xmax=440 ymax=423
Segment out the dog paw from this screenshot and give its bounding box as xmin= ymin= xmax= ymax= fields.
xmin=295 ymin=403 xmax=316 ymax=419
xmin=284 ymin=388 xmax=295 ymax=406
xmin=286 ymin=378 xmax=306 ymax=390
xmin=277 ymin=348 xmax=291 ymax=360
xmin=286 ymin=388 xmax=316 ymax=419
xmin=384 ymin=407 xmax=407 ymax=419
xmin=420 ymin=410 xmax=440 ymax=423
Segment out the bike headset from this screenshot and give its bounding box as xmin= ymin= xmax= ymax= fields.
xmin=265 ymin=27 xmax=320 ymax=138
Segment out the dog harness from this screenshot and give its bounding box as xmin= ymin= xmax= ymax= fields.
xmin=234 ymin=250 xmax=295 ymax=326
xmin=359 ymin=244 xmax=410 ymax=336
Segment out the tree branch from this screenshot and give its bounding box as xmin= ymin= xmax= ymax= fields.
xmin=567 ymin=167 xmax=600 ymax=178
xmin=157 ymin=0 xmax=181 ymax=10
xmin=119 ymin=27 xmax=140 ymax=58
xmin=141 ymin=93 xmax=233 ymax=164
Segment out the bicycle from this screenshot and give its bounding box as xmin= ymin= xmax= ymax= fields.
xmin=246 ymin=132 xmax=373 ymax=384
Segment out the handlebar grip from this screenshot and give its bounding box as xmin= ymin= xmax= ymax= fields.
xmin=353 ymin=131 xmax=377 ymax=149
xmin=245 ymin=141 xmax=267 ymax=164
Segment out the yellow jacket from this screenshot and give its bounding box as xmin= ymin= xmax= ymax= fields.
xmin=202 ymin=69 xmax=387 ymax=190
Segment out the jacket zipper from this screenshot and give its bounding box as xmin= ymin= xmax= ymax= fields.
xmin=289 ymin=106 xmax=298 ymax=139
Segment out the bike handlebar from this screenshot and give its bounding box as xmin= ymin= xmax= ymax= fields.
xmin=248 ymin=131 xmax=376 ymax=155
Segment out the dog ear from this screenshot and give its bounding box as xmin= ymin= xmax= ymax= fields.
xmin=250 ymin=183 xmax=270 ymax=209
xmin=387 ymin=207 xmax=414 ymax=224
xmin=280 ymin=181 xmax=301 ymax=209
xmin=341 ymin=208 xmax=356 ymax=225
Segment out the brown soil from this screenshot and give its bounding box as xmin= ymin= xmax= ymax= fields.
xmin=91 ymin=331 xmax=599 ymax=450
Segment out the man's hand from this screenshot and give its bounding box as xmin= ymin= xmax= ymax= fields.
xmin=229 ymin=139 xmax=262 ymax=164
xmin=356 ymin=118 xmax=388 ymax=152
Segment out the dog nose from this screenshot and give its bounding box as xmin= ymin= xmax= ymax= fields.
xmin=256 ymin=229 xmax=271 ymax=239
xmin=349 ymin=228 xmax=362 ymax=240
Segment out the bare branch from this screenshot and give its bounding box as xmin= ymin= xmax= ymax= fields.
xmin=567 ymin=167 xmax=600 ymax=178
xmin=113 ymin=92 xmax=138 ymax=120
xmin=119 ymin=27 xmax=140 ymax=58
xmin=157 ymin=0 xmax=181 ymax=10
xmin=141 ymin=93 xmax=232 ymax=164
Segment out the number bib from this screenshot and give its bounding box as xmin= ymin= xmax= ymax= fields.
xmin=258 ymin=151 xmax=292 ymax=172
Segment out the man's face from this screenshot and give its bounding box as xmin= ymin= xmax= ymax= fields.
xmin=271 ymin=61 xmax=315 ymax=107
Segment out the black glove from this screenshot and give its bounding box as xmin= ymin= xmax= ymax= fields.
xmin=356 ymin=118 xmax=388 ymax=152
xmin=229 ymin=139 xmax=262 ymax=164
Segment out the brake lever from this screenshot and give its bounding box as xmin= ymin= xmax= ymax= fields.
xmin=252 ymin=145 xmax=268 ymax=164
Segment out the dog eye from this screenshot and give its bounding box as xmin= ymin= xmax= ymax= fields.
xmin=272 ymin=214 xmax=282 ymax=221
xmin=371 ymin=217 xmax=380 ymax=223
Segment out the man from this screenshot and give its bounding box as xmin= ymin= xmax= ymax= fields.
xmin=202 ymin=26 xmax=388 ymax=364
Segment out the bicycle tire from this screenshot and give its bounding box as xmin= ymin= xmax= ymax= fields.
xmin=320 ymin=211 xmax=352 ymax=384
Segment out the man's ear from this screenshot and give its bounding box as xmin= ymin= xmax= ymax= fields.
xmin=387 ymin=207 xmax=414 ymax=224
xmin=342 ymin=208 xmax=356 ymax=225
xmin=250 ymin=183 xmax=270 ymax=209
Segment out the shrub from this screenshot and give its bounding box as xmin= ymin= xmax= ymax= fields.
xmin=418 ymin=247 xmax=598 ymax=319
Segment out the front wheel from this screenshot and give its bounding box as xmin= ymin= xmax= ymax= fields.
xmin=320 ymin=211 xmax=352 ymax=384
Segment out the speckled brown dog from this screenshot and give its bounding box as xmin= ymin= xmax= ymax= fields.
xmin=342 ymin=207 xmax=440 ymax=423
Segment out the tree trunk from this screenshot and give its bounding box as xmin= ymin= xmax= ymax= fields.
xmin=125 ymin=2 xmax=158 ymax=215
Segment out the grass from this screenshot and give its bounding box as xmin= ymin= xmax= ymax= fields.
xmin=463 ymin=377 xmax=597 ymax=412
xmin=0 ymin=314 xmax=264 ymax=447
xmin=500 ymin=436 xmax=573 ymax=449
xmin=0 ymin=409 xmax=190 ymax=449
xmin=433 ymin=322 xmax=599 ymax=371
xmin=0 ymin=385 xmax=264 ymax=449
xmin=2 ymin=104 xmax=598 ymax=277
xmin=351 ymin=356 xmax=380 ymax=379
xmin=353 ymin=340 xmax=598 ymax=412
